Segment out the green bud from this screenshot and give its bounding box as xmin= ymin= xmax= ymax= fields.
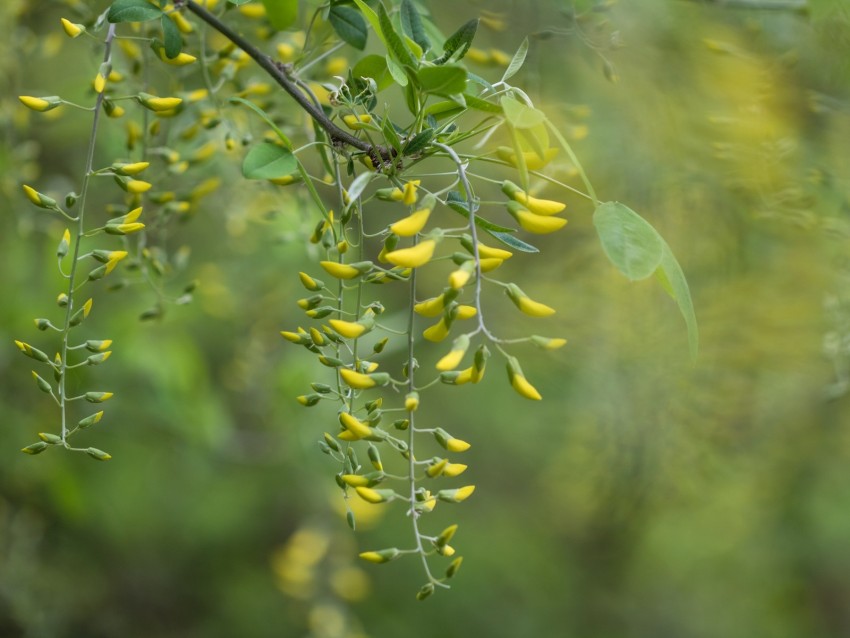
xmin=367 ymin=444 xmax=383 ymax=471
xmin=34 ymin=318 xmax=52 ymax=331
xmin=84 ymin=391 xmax=114 ymax=403
xmin=311 ymin=383 xmax=333 ymax=394
xmin=78 ymin=411 xmax=104 ymax=429
xmin=296 ymin=393 xmax=321 ymax=407
xmin=85 ymin=447 xmax=112 ymax=461
xmin=346 ymin=510 xmax=356 ymax=530
xmin=393 ymin=418 xmax=409 ymax=431
xmin=21 ymin=441 xmax=49 ymax=455
xmin=323 ymin=432 xmax=341 ymax=452
xmin=31 ymin=371 xmax=52 ymax=394
xmin=305 ymin=306 xmax=335 ymax=319
xmin=446 ymin=556 xmax=463 ymax=578
xmin=416 ymin=583 xmax=435 ymax=601
xmin=38 ymin=432 xmax=63 ymax=445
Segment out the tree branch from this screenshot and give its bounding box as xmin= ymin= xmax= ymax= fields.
xmin=181 ymin=0 xmax=392 ymax=161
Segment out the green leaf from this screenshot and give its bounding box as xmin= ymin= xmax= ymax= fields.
xmin=501 ymin=37 xmax=528 ymax=82
xmin=385 ymin=54 xmax=408 ymax=86
xmin=377 ymin=2 xmax=417 ymax=68
xmin=446 ymin=192 xmax=517 ymax=233
xmin=352 ymin=54 xmax=393 ymax=91
xmin=500 ymin=95 xmax=546 ymax=129
xmin=463 ymin=93 xmax=502 ymax=114
xmin=400 ymin=0 xmax=431 ymax=52
xmin=656 ymin=241 xmax=699 ymax=360
xmin=381 ymin=116 xmax=402 ymax=155
xmin=402 ymin=128 xmax=434 ymax=155
xmin=351 ymin=0 xmax=385 ymax=47
xmin=329 ymin=5 xmax=367 ymax=50
xmin=242 ymin=142 xmax=297 ymax=179
xmin=486 ymin=230 xmax=539 ymax=253
xmin=593 ymin=202 xmax=663 ymax=281
xmin=107 ymin=0 xmax=163 ymax=23
xmin=345 ymin=171 xmax=375 ymax=204
xmin=261 ymin=0 xmax=298 ymax=30
xmin=434 ymin=18 xmax=478 ymax=64
xmin=417 ymin=65 xmax=467 ymax=96
xmin=161 ymin=14 xmax=182 ymax=59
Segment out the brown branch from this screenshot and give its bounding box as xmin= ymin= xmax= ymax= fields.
xmin=181 ymin=0 xmax=393 ymax=162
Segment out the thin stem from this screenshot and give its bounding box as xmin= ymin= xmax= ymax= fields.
xmin=433 ymin=142 xmax=498 ymax=342
xmin=405 ymin=237 xmax=438 ymax=586
xmin=59 ymin=24 xmax=116 ymax=443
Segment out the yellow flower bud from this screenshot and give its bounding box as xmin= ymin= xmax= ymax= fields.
xmin=384 ymin=239 xmax=436 ymax=268
xmin=443 ymin=463 xmax=468 ymax=477
xmin=137 ymin=93 xmax=184 ymax=112
xmin=328 ymin=319 xmax=368 ymax=339
xmin=277 ymin=42 xmax=295 ymax=61
xmin=496 ymin=146 xmax=559 ymax=170
xmin=319 ymin=260 xmax=371 ymax=279
xmin=60 ymin=18 xmax=83 ymax=38
xmin=114 ymin=162 xmax=150 ymax=176
xmin=489 ymin=48 xmax=511 ymax=66
xmin=339 ymin=368 xmax=376 ymax=389
xmin=126 ymin=180 xmax=152 ymax=194
xmin=340 ymin=474 xmax=372 ymax=487
xmin=342 ymin=113 xmax=372 ymax=129
xmin=454 ymin=305 xmax=477 ymax=320
xmin=359 ymin=548 xmax=400 ymax=563
xmin=414 ymin=294 xmax=446 ymax=317
xmin=402 ymin=180 xmax=419 ymax=206
xmin=502 ymin=180 xmax=566 ymax=215
xmin=531 ymin=335 xmax=568 ymax=350
xmin=512 ymin=373 xmax=542 ymax=400
xmin=465 ymin=47 xmax=490 ymax=64
xmin=355 ymin=486 xmax=392 ymax=504
xmin=339 ymin=412 xmax=373 ymax=439
xmin=436 ymin=334 xmax=470 ymax=371
xmin=449 ymin=261 xmax=475 ymax=289
xmin=507 ymin=201 xmax=567 ymax=234
xmin=437 ymin=485 xmax=476 ymax=503
xmin=93 ymin=73 xmax=106 ymax=94
xmin=389 ymin=207 xmax=432 ymax=237
xmin=18 ymin=96 xmax=62 ymax=112
xmin=423 ymin=318 xmax=449 ymax=342
xmin=506 ymin=284 xmax=556 ymax=317
xmin=405 ymin=392 xmax=419 ymax=412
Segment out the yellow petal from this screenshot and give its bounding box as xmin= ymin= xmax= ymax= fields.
xmin=384 ymin=239 xmax=436 ymax=268
xmin=389 ymin=207 xmax=431 ymax=237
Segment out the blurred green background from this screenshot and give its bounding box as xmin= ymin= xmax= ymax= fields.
xmin=3 ymin=0 xmax=850 ymax=636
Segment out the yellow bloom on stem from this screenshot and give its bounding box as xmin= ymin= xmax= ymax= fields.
xmin=501 ymin=180 xmax=566 ymax=215
xmin=423 ymin=317 xmax=449 ymax=342
xmin=384 ymin=239 xmax=436 ymax=268
xmin=389 ymin=207 xmax=431 ymax=237
xmin=507 ymin=201 xmax=567 ymax=234
xmin=19 ymin=96 xmax=61 ymax=112
xmin=506 ymin=283 xmax=556 ymax=317
xmin=342 ymin=113 xmax=371 ymax=129
xmin=339 ymin=368 xmax=376 ymax=389
xmin=328 ymin=319 xmax=367 ymax=339
xmin=60 ymin=18 xmax=83 ymax=38
xmin=339 ymin=412 xmax=373 ymax=439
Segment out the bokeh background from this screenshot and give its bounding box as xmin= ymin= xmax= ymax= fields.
xmin=2 ymin=0 xmax=850 ymax=636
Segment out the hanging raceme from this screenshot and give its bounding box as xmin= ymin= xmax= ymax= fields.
xmin=15 ymin=0 xmax=697 ymax=599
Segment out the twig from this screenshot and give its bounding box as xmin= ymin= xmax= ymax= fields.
xmin=181 ymin=0 xmax=394 ymax=162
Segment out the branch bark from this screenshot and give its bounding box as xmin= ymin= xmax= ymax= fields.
xmin=181 ymin=0 xmax=393 ymax=162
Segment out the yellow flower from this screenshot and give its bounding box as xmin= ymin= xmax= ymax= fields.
xmin=389 ymin=207 xmax=431 ymax=237
xmin=414 ymin=294 xmax=447 ymax=317
xmin=436 ymin=334 xmax=470 ymax=371
xmin=126 ymin=180 xmax=152 ymax=194
xmin=423 ymin=317 xmax=449 ymax=342
xmin=507 ymin=202 xmax=567 ymax=234
xmin=339 ymin=412 xmax=373 ymax=439
xmin=60 ymin=18 xmax=83 ymax=38
xmin=501 ymin=180 xmax=566 ymax=215
xmin=320 ymin=260 xmax=364 ymax=279
xmin=342 ymin=113 xmax=372 ymax=130
xmin=443 ymin=463 xmax=468 ymax=477
xmin=19 ymin=96 xmax=61 ymax=112
xmin=511 ymin=373 xmax=542 ymax=400
xmin=384 ymin=239 xmax=436 ymax=268
xmin=328 ymin=319 xmax=367 ymax=339
xmin=496 ymin=146 xmax=559 ymax=171
xmin=339 ymin=368 xmax=376 ymax=389
xmin=157 ymin=49 xmax=197 ymax=65
xmin=506 ymin=284 xmax=556 ymax=317
xmin=402 ymin=180 xmax=419 ymax=206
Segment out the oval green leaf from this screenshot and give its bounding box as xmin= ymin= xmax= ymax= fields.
xmin=656 ymin=241 xmax=699 ymax=361
xmin=107 ymin=0 xmax=163 ymax=23
xmin=242 ymin=142 xmax=297 ymax=180
xmin=417 ymin=65 xmax=467 ymax=96
xmin=593 ymin=201 xmax=664 ymax=281
xmin=329 ymin=5 xmax=367 ymax=50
